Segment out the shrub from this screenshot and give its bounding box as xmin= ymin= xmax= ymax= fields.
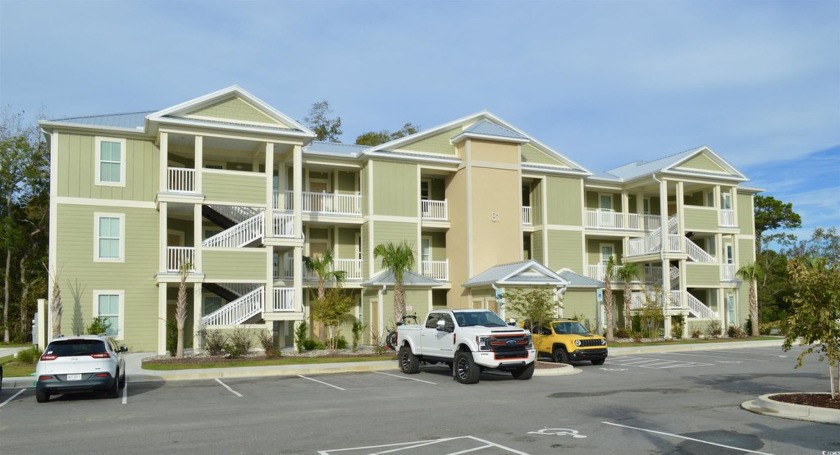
xmin=301 ymin=338 xmax=325 ymax=351
xmin=371 ymin=331 xmax=387 ymax=355
xmin=691 ymin=328 xmax=702 ymax=339
xmin=351 ymin=320 xmax=365 ymax=352
xmin=295 ymin=321 xmax=308 ymax=353
xmin=205 ymin=330 xmax=227 ymax=356
xmin=614 ymin=327 xmax=630 ymax=339
xmin=258 ymin=329 xmax=279 ymax=358
xmin=727 ymin=325 xmax=746 ymax=339
xmin=671 ymin=315 xmax=684 ymax=339
xmin=327 ymin=336 xmax=348 ymax=350
xmin=166 ymin=319 xmax=177 ymax=357
xmin=86 ymin=317 xmax=111 ymax=336
xmin=632 ymin=332 xmax=643 ymax=342
xmin=15 ymin=346 xmax=42 ymax=364
xmin=706 ymin=320 xmax=722 ymax=338
xmin=226 ymin=327 xmax=252 ymax=358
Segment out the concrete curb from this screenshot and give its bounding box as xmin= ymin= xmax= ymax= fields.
xmin=609 ymin=338 xmax=785 ymax=356
xmin=741 ymin=393 xmax=840 ymax=425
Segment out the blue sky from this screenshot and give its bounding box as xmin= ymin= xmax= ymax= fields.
xmin=1 ymin=0 xmax=837 ymax=239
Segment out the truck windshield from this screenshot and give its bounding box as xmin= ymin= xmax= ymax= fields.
xmin=553 ymin=322 xmax=590 ymax=335
xmin=457 ymin=311 xmax=507 ymax=327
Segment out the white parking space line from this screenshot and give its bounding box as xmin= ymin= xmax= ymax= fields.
xmin=603 ymin=422 xmax=774 ymax=455
xmin=122 ymin=383 xmax=128 ymax=404
xmin=0 ymin=389 xmax=27 ymax=409
xmin=375 ymin=372 xmax=437 ymax=385
xmin=608 ymin=356 xmax=713 ymax=369
xmin=214 ymin=378 xmax=243 ymax=397
xmin=298 ymin=375 xmax=345 ymax=391
xmin=661 ymin=352 xmax=770 ymax=362
xmin=318 ymin=436 xmax=528 ymax=454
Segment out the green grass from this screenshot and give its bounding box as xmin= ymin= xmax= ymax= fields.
xmin=142 ymin=354 xmax=396 ymax=371
xmin=0 ymin=355 xmax=37 ymax=378
xmin=609 ymin=336 xmax=781 ymax=348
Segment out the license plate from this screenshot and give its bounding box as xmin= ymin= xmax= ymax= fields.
xmin=66 ymin=374 xmax=82 ymax=381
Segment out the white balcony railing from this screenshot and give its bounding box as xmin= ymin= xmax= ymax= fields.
xmin=719 ymin=209 xmax=736 ymax=227
xmin=585 ymin=263 xmax=623 ymax=281
xmin=421 ymin=200 xmax=448 ymax=221
xmin=273 ymin=287 xmax=295 ymax=312
xmin=642 ymin=215 xmax=661 ymax=232
xmin=722 ymin=264 xmax=736 ymax=281
xmin=422 ymin=260 xmax=449 ymax=281
xmin=273 ymin=212 xmax=294 ymax=237
xmin=166 ymin=247 xmax=195 ymax=272
xmin=202 ymin=287 xmax=263 ymax=326
xmin=584 ymin=210 xmax=645 ymax=231
xmin=334 ymin=258 xmax=363 ymax=280
xmin=167 ymin=168 xmax=195 ymax=193
xmin=203 ymin=213 xmax=263 ymax=248
xmin=685 ymin=239 xmax=716 ymax=263
xmin=521 ymin=207 xmax=532 ymax=226
xmin=278 ymin=191 xmax=361 ymax=215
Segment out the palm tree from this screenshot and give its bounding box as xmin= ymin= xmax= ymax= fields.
xmin=304 ymin=249 xmax=346 ymax=301
xmin=603 ymin=257 xmax=616 ymax=342
xmin=615 ymin=262 xmax=639 ymax=331
xmin=373 ymin=241 xmax=415 ymax=325
xmin=736 ymin=262 xmax=762 ymax=337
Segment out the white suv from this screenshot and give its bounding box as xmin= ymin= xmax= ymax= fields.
xmin=35 ymin=335 xmax=127 ymax=403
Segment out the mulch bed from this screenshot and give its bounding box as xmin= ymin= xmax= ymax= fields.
xmin=143 ymin=350 xmax=394 ymax=366
xmin=769 ymin=393 xmax=840 ymax=410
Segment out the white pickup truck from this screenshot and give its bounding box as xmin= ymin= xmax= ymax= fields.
xmin=395 ymin=309 xmax=536 ymax=384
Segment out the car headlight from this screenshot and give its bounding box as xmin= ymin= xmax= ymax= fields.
xmin=601 ymin=339 xmax=607 ymax=346
xmin=574 ymin=340 xmax=581 ymax=347
xmin=476 ymin=336 xmax=491 ymax=351
xmin=526 ymin=334 xmax=533 ymax=349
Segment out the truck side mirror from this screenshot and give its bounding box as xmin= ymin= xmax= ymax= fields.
xmin=436 ymin=320 xmax=447 ymax=332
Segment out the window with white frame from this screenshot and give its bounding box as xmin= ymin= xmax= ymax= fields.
xmin=95 ymin=137 xmax=126 ymax=186
xmin=94 ymin=291 xmax=123 ymax=338
xmin=94 ymin=213 xmax=125 ymax=262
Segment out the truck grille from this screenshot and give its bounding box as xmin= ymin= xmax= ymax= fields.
xmin=488 ymin=334 xmax=529 ymax=359
xmin=578 ymin=339 xmax=605 ymax=347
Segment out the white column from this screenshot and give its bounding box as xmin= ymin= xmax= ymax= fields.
xmin=293 ymin=145 xmax=303 ymax=238
xmin=193 ymin=283 xmax=202 ymax=352
xmin=158 ymin=284 xmax=167 ymax=355
xmin=193 ymin=204 xmax=202 ymax=271
xmin=621 ymin=191 xmax=629 ymax=229
xmin=159 ymin=202 xmax=168 ymax=272
xmin=293 ymin=246 xmax=303 ymax=313
xmin=266 ymin=246 xmax=274 ymax=313
xmin=265 ymin=143 xmax=274 ymax=238
xmin=194 ymin=136 xmax=203 ymax=193
xmin=713 ymin=185 xmax=721 ymax=209
xmin=159 ymin=132 xmax=168 ymax=192
xmin=676 ymin=181 xmax=685 ymax=253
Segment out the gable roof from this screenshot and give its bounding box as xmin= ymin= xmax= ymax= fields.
xmin=147 ymin=85 xmax=316 ymax=138
xmin=598 ymin=146 xmax=747 ymax=182
xmin=361 ymin=270 xmax=445 ymax=288
xmin=463 ymin=260 xmax=568 ymax=288
xmin=557 ymin=269 xmax=604 ymax=288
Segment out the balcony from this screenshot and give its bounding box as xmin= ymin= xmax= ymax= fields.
xmin=721 ymin=264 xmax=736 ymax=281
xmin=421 ymin=260 xmax=449 ymax=281
xmin=522 ymin=206 xmax=532 ymax=226
xmin=275 ymin=190 xmax=362 ymax=216
xmin=282 ymin=257 xmax=362 ymax=280
xmin=584 ymin=263 xmax=622 ymax=281
xmin=273 ymin=287 xmax=295 ymax=312
xmin=421 ymin=200 xmax=448 ymax=221
xmin=166 ymin=247 xmax=195 ymax=272
xmin=167 ymin=168 xmax=195 ymax=193
xmin=719 ymin=209 xmax=736 ymax=227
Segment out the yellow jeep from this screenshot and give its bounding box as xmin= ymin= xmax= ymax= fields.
xmin=527 ymin=320 xmax=608 ymax=365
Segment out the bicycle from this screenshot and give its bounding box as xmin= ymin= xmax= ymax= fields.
xmin=385 ymin=313 xmax=418 ymax=350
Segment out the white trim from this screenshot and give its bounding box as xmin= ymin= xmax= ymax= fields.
xmin=55 ymin=196 xmax=156 ymax=209
xmin=94 ymin=136 xmax=127 ymax=187
xmin=94 ymin=212 xmax=125 ymax=262
xmin=93 ymin=290 xmax=125 ymax=340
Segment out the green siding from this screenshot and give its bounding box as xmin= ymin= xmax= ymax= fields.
xmin=685 ymin=263 xmax=720 ymax=286
xmin=203 ymin=250 xmax=266 ymax=280
xmin=404 ymin=290 xmax=431 ymax=318
xmin=371 ymin=221 xmax=417 ymax=271
xmin=204 ymin=171 xmax=266 ymax=204
xmin=424 ymin=231 xmax=447 ymax=260
xmin=372 ymin=161 xmax=417 ymax=216
xmin=546 ymin=176 xmax=583 ymax=225
xmin=189 ymin=97 xmax=283 ymax=126
xmin=57 ymin=133 xmax=159 ymax=201
xmin=546 ymin=230 xmax=584 ymax=271
xmin=521 ymin=143 xmax=568 ymax=166
xmin=683 ymin=207 xmax=718 ymax=231
xmin=400 ymin=127 xmax=461 ymax=155
xmin=737 ymin=194 xmax=754 ymax=235
xmin=337 ymin=171 xmax=357 ymax=193
xmin=738 ymin=239 xmax=756 ymax=267
xmin=55 ymin=204 xmax=159 ymax=351
xmin=361 ymin=223 xmax=370 ymax=278
xmin=684 ymin=191 xmax=704 ymax=206
xmin=337 ymin=228 xmax=359 ymax=259
xmin=360 ymin=163 xmax=369 ymax=216
xmin=532 ymin=230 xmax=544 ymax=263
xmin=677 ymin=153 xmax=725 ymax=173
xmin=562 ymin=290 xmax=598 ymax=326
xmin=587 ymin=240 xmax=621 ymax=265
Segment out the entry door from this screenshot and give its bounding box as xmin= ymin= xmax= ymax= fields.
xmin=600 ymin=245 xmax=615 ymax=279
xmin=726 ymin=294 xmax=736 ymax=326
xmin=309 ymin=180 xmax=329 ymax=211
xmin=599 ymin=194 xmax=614 ymax=226
xmin=310 ymin=242 xmax=327 ymax=260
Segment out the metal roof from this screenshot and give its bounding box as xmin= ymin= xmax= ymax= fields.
xmin=304 ymin=141 xmax=367 ymax=157
xmin=463 ymin=260 xmax=567 ymax=288
xmin=557 ymin=269 xmax=604 ymax=288
xmin=47 ymin=112 xmax=152 ymax=130
xmin=460 ymin=119 xmax=529 ymax=141
xmin=604 ymin=147 xmax=705 ymax=180
xmin=361 ymin=270 xmax=445 ymax=288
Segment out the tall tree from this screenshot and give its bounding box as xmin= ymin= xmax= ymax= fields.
xmin=602 ymin=257 xmax=617 ymax=342
xmin=1 ymin=109 xmax=49 ymax=342
xmin=304 ymin=249 xmax=346 ymax=340
xmin=754 ymin=195 xmax=801 ymax=253
xmin=304 ymin=100 xmax=343 ymax=142
xmin=373 ymin=241 xmax=415 ymax=325
xmin=736 ymin=262 xmax=762 ymax=336
xmin=354 ymin=122 xmax=420 ymax=146
xmin=615 ymin=262 xmax=639 ymax=331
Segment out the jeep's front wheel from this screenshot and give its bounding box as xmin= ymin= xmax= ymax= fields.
xmin=399 ymin=345 xmax=420 ymax=374
xmin=454 ymin=350 xmax=480 ymax=384
xmin=552 ymin=346 xmax=569 ymax=364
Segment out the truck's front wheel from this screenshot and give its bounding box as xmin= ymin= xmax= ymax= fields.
xmin=512 ymin=362 xmax=534 ymax=380
xmin=454 ymin=351 xmax=480 ymax=384
xmin=399 ymin=345 xmax=420 ymax=374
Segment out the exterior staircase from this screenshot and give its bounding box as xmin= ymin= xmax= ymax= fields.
xmin=201 ymin=287 xmax=264 ymax=326
xmin=203 ymin=212 xmax=264 ymax=248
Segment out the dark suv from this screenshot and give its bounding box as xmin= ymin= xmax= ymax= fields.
xmin=35 ymin=335 xmax=127 ymax=403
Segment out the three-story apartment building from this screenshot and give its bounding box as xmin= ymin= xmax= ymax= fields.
xmin=40 ymin=86 xmax=759 ymax=354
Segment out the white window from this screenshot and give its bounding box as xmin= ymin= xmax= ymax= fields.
xmin=643 ymin=197 xmax=651 ymax=215
xmin=94 ymin=213 xmax=125 ymax=262
xmin=726 ymin=294 xmax=736 ymax=327
xmin=600 ymin=244 xmax=615 ymax=264
xmin=722 ymin=193 xmax=732 ymax=210
xmin=95 ymin=137 xmax=126 ymax=186
xmin=420 ymin=179 xmax=431 ymax=201
xmin=94 ymin=291 xmax=124 ymax=339
xmin=599 ymin=194 xmax=613 ymax=211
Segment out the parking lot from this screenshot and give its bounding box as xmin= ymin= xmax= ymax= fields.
xmin=1 ymin=345 xmax=837 ymax=454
